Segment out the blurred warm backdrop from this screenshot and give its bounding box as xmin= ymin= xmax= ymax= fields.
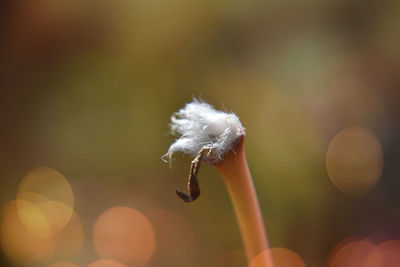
xmin=1 ymin=0 xmax=400 ymax=266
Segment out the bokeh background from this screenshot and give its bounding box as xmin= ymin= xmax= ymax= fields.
xmin=1 ymin=0 xmax=400 ymax=266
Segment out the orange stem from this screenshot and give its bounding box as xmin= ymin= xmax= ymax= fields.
xmin=216 ymin=137 xmax=273 ymax=266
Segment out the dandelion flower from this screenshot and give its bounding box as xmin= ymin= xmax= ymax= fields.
xmin=164 ymin=99 xmax=246 ymax=164
xmin=163 ymin=98 xmax=273 ymax=265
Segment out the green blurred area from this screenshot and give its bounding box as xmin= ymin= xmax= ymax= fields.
xmin=1 ymin=0 xmax=400 ymax=266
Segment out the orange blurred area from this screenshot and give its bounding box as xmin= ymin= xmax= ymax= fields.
xmin=328 ymin=238 xmax=400 ymax=267
xmin=377 ymin=240 xmax=400 ymax=266
xmin=146 ymin=208 xmax=196 ymax=265
xmin=327 ymin=236 xmax=360 ymax=264
xmin=364 ymin=240 xmax=400 ymax=267
xmin=208 ymin=249 xmax=247 ymax=267
xmin=0 ymin=201 xmax=55 ymax=265
xmin=49 ymin=261 xmax=80 ymax=267
xmin=93 ymin=207 xmax=155 ymax=266
xmin=326 ymin=126 xmax=383 ymax=196
xmin=328 ymin=240 xmax=376 ymax=267
xmin=86 ymin=259 xmax=127 ymax=267
xmin=249 ymin=247 xmax=305 ymax=267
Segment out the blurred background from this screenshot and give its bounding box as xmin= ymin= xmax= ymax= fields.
xmin=0 ymin=0 xmax=400 ymax=266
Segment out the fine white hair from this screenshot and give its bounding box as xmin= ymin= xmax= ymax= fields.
xmin=163 ymin=99 xmax=246 ymax=164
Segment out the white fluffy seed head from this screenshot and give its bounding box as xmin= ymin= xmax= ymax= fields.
xmin=163 ymin=99 xmax=246 ymax=164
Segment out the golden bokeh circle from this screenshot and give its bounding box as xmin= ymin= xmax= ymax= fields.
xmin=326 ymin=126 xmax=383 ymax=196
xmin=17 ymin=167 xmax=74 ymax=236
xmin=0 ymin=201 xmax=55 ymax=265
xmin=17 ymin=167 xmax=74 ymax=208
xmin=87 ymin=259 xmax=127 ymax=267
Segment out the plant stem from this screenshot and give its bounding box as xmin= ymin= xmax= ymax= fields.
xmin=216 ymin=136 xmax=273 ymax=266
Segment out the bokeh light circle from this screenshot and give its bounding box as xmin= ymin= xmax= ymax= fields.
xmin=15 ymin=198 xmax=52 ymax=237
xmin=327 ymin=236 xmax=360 ymax=264
xmin=326 ymin=126 xmax=383 ymax=196
xmin=249 ymin=247 xmax=305 ymax=267
xmin=377 ymin=240 xmax=400 ymax=265
xmin=93 ymin=207 xmax=155 ymax=266
xmin=365 ymin=240 xmax=400 ymax=267
xmin=17 ymin=167 xmax=74 ymax=236
xmin=87 ymin=259 xmax=127 ymax=267
xmin=0 ymin=201 xmax=55 ymax=265
xmin=328 ymin=240 xmax=376 ymax=267
xmin=49 ymin=262 xmax=80 ymax=267
xmin=38 ymin=200 xmax=74 ymax=235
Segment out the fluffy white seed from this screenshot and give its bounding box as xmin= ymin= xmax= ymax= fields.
xmin=163 ymin=99 xmax=246 ymax=164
